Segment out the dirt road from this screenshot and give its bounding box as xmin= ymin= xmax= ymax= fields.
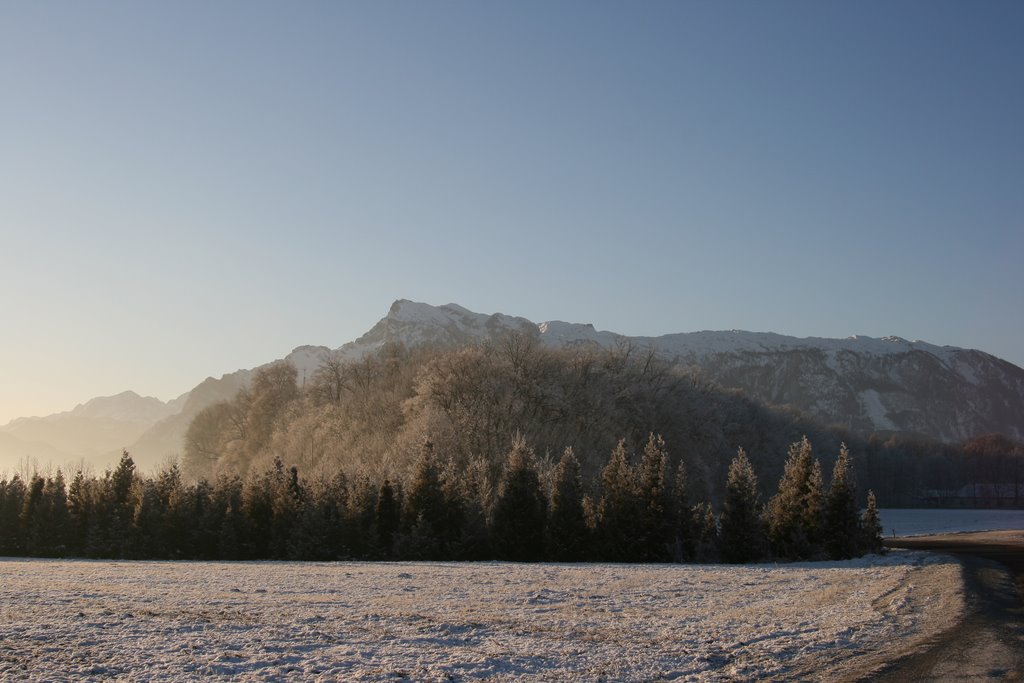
xmin=873 ymin=531 xmax=1024 ymax=681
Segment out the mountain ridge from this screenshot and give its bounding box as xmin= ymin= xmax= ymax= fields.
xmin=4 ymin=299 xmax=1022 ymax=472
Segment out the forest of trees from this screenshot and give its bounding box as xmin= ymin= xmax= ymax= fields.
xmin=178 ymin=339 xmax=1024 ymax=508
xmin=0 ymin=436 xmax=883 ymax=563
xmin=1 ymin=336 xmax=1016 ymax=564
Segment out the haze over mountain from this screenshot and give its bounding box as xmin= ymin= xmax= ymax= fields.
xmin=3 ymin=299 xmax=1022 ymax=473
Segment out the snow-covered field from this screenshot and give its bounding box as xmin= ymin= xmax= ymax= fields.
xmin=0 ymin=554 xmax=961 ymax=681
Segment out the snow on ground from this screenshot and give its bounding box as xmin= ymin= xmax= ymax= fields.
xmin=0 ymin=553 xmax=961 ymax=682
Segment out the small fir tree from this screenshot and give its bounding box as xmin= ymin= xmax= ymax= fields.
xmin=636 ymin=433 xmax=671 ymax=561
xmin=546 ymin=447 xmax=588 ymax=561
xmin=490 ymin=436 xmax=546 ymax=562
xmin=860 ymin=490 xmax=885 ymax=555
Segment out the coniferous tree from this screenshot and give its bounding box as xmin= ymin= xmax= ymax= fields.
xmin=825 ymin=444 xmax=860 ymax=560
xmin=691 ymin=502 xmax=719 ymax=563
xmin=41 ymin=472 xmax=69 ymax=556
xmin=546 ymin=447 xmax=588 ymax=561
xmin=271 ymin=465 xmax=304 ymax=559
xmin=105 ymin=451 xmax=139 ymax=557
xmin=347 ymin=474 xmax=382 ymax=558
xmin=0 ymin=476 xmax=27 ymax=555
xmin=860 ymin=490 xmax=884 ymax=555
xmin=669 ymin=460 xmax=695 ymax=562
xmin=803 ymin=459 xmax=825 ymax=553
xmin=186 ymin=478 xmax=215 ymax=559
xmin=154 ymin=463 xmax=188 ymax=557
xmin=205 ymin=475 xmax=244 ymax=559
xmin=597 ymin=439 xmax=639 ymax=561
xmin=287 ymin=477 xmax=336 ymax=560
xmin=636 ymin=433 xmax=671 ymax=561
xmin=66 ymin=470 xmax=90 ymax=557
xmin=320 ymin=472 xmax=351 ymax=558
xmin=401 ymin=440 xmax=447 ymax=558
xmin=376 ymin=479 xmax=400 ymax=557
xmin=719 ymin=448 xmax=765 ymax=563
xmin=132 ymin=480 xmax=165 ymax=558
xmin=240 ymin=462 xmax=278 ymax=558
xmin=445 ymin=456 xmax=491 ymax=560
xmin=20 ymin=474 xmax=46 ymax=556
xmin=490 ymin=436 xmax=546 ymax=562
xmin=766 ymin=437 xmax=823 ymax=560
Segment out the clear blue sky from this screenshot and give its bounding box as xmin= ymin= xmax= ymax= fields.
xmin=1 ymin=1 xmax=1022 ymax=423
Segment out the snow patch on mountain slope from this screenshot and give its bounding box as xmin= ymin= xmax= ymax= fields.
xmin=858 ymin=389 xmax=897 ymax=431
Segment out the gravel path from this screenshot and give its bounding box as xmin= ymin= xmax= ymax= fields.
xmin=877 ymin=531 xmax=1024 ymax=682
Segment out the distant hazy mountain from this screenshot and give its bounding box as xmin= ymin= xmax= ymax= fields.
xmin=0 ymin=391 xmax=188 ymax=472
xmin=7 ymin=299 xmax=1023 ymax=472
xmin=0 ymin=432 xmax=76 ymax=475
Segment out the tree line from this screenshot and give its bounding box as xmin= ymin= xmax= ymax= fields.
xmin=177 ymin=339 xmax=1024 ymax=511
xmin=0 ymin=435 xmax=883 ymax=563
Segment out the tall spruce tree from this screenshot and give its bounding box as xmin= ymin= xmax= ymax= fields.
xmin=401 ymin=440 xmax=447 ymax=558
xmin=106 ymin=450 xmax=139 ymax=557
xmin=825 ymin=444 xmax=860 ymax=560
xmin=669 ymin=460 xmax=694 ymax=562
xmin=19 ymin=475 xmax=45 ymax=556
xmin=41 ymin=472 xmax=69 ymax=556
xmin=65 ymin=470 xmax=89 ymax=557
xmin=597 ymin=439 xmax=639 ymax=561
xmin=491 ymin=436 xmax=546 ymax=562
xmin=803 ymin=459 xmax=825 ymax=552
xmin=636 ymin=433 xmax=671 ymax=561
xmin=0 ymin=476 xmax=27 ymax=556
xmin=719 ymin=448 xmax=765 ymax=563
xmin=376 ymin=479 xmax=400 ymax=557
xmin=766 ymin=436 xmax=824 ymax=560
xmin=546 ymin=447 xmax=588 ymax=561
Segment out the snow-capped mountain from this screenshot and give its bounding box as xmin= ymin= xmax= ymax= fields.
xmin=6 ymin=299 xmax=1023 ymax=471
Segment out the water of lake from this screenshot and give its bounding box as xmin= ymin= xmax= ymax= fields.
xmin=878 ymin=508 xmax=1024 ymax=538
